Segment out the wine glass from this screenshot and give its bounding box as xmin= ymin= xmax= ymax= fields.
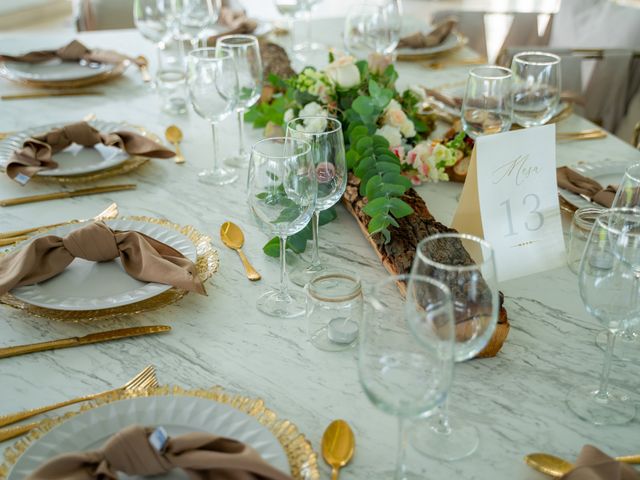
xmin=292 ymin=0 xmax=325 ymax=63
xmin=287 ymin=117 xmax=347 ymax=287
xmin=174 ymin=0 xmax=221 ymax=49
xmin=567 ymin=208 xmax=640 ymax=425
xmin=186 ymin=48 xmax=238 ymax=185
xmin=217 ymin=35 xmax=263 ymax=168
xmin=273 ymin=0 xmax=302 ymax=55
xmin=359 ymin=274 xmax=454 ymax=480
xmin=595 ymin=162 xmax=640 ymax=360
xmin=409 ymin=233 xmax=499 ymax=460
xmin=511 ymin=51 xmax=561 ymax=127
xmin=461 ymin=66 xmax=513 ymax=139
xmin=248 ymin=137 xmax=317 ymax=318
xmin=133 ymin=0 xmax=172 ymax=70
xmin=344 ymin=1 xmax=402 ymax=59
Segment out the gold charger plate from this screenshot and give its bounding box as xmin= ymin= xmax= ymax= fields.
xmin=0 ymin=60 xmax=128 ymax=89
xmin=0 ymin=385 xmax=320 ymax=480
xmin=0 ymin=216 xmax=219 ymax=321
xmin=396 ymin=34 xmax=468 ymax=62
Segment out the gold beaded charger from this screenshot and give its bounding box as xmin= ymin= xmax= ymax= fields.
xmin=0 ymin=216 xmax=219 ymax=321
xmin=0 ymin=385 xmax=320 ymax=480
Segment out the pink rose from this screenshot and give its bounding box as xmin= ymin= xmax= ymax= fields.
xmin=391 ymin=146 xmax=405 ymax=163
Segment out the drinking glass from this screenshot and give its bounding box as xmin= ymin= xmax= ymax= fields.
xmin=286 ymin=117 xmax=347 ymax=287
xmin=133 ymin=0 xmax=172 ymax=69
xmin=217 ymin=35 xmax=263 ymax=168
xmin=273 ymin=0 xmax=302 ymax=55
xmin=511 ymin=51 xmax=561 ymax=127
xmin=292 ymin=0 xmax=326 ymax=62
xmin=174 ymin=0 xmax=221 ymax=49
xmin=305 ymin=271 xmax=362 ymax=351
xmin=566 ymin=207 xmax=601 ymax=274
xmin=461 ymin=66 xmax=513 ymax=139
xmin=567 ymin=208 xmax=640 ymax=425
xmin=156 ymin=69 xmax=188 ymax=114
xmin=186 ymin=48 xmax=238 ymax=185
xmin=409 ymin=233 xmax=499 ymax=460
xmin=359 ymin=274 xmax=454 ymax=480
xmin=248 ymin=137 xmax=317 ymax=318
xmin=344 ymin=1 xmax=402 ymax=59
xmin=595 ymin=162 xmax=640 ymax=359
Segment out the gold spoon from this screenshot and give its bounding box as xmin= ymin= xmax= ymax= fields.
xmin=525 ymin=452 xmax=640 ymax=477
xmin=135 ymin=55 xmax=152 ymax=83
xmin=220 ymin=221 xmax=261 ymax=281
xmin=322 ymin=420 xmax=355 ymax=480
xmin=165 ymin=125 xmax=185 ymax=164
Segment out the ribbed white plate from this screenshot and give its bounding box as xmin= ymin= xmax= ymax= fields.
xmin=8 ymin=395 xmax=290 ymax=479
xmin=559 ymin=159 xmax=629 ymax=210
xmin=0 ymin=120 xmax=133 ymax=177
xmin=11 ymin=219 xmax=197 ymax=311
xmin=397 ymin=20 xmax=463 ymax=57
xmin=2 ymin=58 xmax=113 ymax=81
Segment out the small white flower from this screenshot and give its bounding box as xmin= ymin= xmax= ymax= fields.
xmin=375 ymin=125 xmax=403 ymax=147
xmin=299 ymin=101 xmax=327 ymax=118
xmin=283 ymin=108 xmax=294 ymax=123
xmin=399 ymin=118 xmax=416 ymax=138
xmin=325 ymin=55 xmax=361 ymax=89
xmin=303 ymin=117 xmax=328 ymax=133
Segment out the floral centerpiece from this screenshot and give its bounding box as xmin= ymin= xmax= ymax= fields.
xmin=246 ymin=52 xmax=469 ymax=253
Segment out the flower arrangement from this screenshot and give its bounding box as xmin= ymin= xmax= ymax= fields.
xmin=246 ymin=52 xmax=468 ymax=251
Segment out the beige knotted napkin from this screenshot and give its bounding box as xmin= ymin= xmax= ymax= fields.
xmin=0 ymin=39 xmax=133 ymax=67
xmin=208 ymin=7 xmax=258 ymax=45
xmin=26 ymin=425 xmax=292 ymax=480
xmin=0 ymin=221 xmax=205 ymax=296
xmin=7 ymin=121 xmax=175 ymax=184
xmin=557 ymin=166 xmax=617 ymax=208
xmin=561 ymin=445 xmax=639 ymax=480
xmin=398 ymin=18 xmax=457 ymax=49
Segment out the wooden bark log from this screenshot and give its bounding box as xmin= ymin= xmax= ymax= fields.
xmin=343 ymin=174 xmax=509 ymax=358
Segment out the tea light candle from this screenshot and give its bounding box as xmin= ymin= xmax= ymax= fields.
xmin=327 ymin=317 xmax=359 ymax=344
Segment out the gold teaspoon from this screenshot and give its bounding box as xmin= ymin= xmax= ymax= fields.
xmin=322 ymin=419 xmax=355 ymax=480
xmin=525 ymin=452 xmax=640 ymax=477
xmin=220 ymin=222 xmax=261 ymax=281
xmin=135 ymin=55 xmax=152 ymax=83
xmin=165 ymin=125 xmax=185 ymax=164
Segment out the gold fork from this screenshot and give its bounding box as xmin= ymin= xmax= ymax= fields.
xmin=0 ymin=365 xmax=158 ymax=433
xmin=0 ymin=203 xmax=118 ymax=240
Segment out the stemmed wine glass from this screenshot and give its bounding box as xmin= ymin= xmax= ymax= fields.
xmin=409 ymin=233 xmax=499 ymax=460
xmin=511 ymin=51 xmax=561 ymax=127
xmin=133 ymin=0 xmax=172 ymax=71
xmin=461 ymin=66 xmax=513 ymax=139
xmin=286 ymin=117 xmax=347 ymax=287
xmin=344 ymin=0 xmax=402 ymax=59
xmin=248 ymin=137 xmax=317 ymax=318
xmin=174 ymin=0 xmax=221 ymax=49
xmin=217 ymin=35 xmax=263 ymax=168
xmin=186 ymin=48 xmax=238 ymax=185
xmin=567 ymin=208 xmax=640 ymax=425
xmin=595 ymin=163 xmax=640 ymax=360
xmin=359 ymin=274 xmax=454 ymax=480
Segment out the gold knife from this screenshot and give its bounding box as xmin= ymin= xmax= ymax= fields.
xmin=1 ymin=91 xmax=104 ymax=100
xmin=0 ymin=325 xmax=171 ymax=359
xmin=0 ymin=184 xmax=136 ymax=207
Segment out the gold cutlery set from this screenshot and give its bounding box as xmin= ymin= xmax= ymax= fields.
xmin=0 ymin=183 xmax=137 ymax=207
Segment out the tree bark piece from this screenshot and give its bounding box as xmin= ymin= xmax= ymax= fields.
xmin=343 ymin=174 xmax=509 ymax=358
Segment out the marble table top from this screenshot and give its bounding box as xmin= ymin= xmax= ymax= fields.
xmin=0 ymin=19 xmax=639 ymax=480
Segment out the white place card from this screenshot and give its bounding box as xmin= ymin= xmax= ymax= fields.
xmin=452 ymin=125 xmax=565 ymax=281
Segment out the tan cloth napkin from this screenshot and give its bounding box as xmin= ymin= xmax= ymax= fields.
xmin=0 ymin=40 xmax=133 ymax=66
xmin=6 ymin=121 xmax=175 ymax=184
xmin=208 ymin=7 xmax=258 ymax=45
xmin=26 ymin=424 xmax=292 ymax=480
xmin=0 ymin=221 xmax=205 ymax=296
xmin=557 ymin=166 xmax=617 ymax=207
xmin=561 ymin=445 xmax=639 ymax=480
xmin=398 ymin=18 xmax=457 ymax=49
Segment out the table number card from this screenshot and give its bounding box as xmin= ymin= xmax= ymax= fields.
xmin=452 ymin=125 xmax=565 ymax=281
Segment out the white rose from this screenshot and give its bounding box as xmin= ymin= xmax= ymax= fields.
xmin=325 ymin=55 xmax=361 ymax=89
xmin=303 ymin=117 xmax=328 ymax=133
xmin=375 ymin=125 xmax=402 ymax=148
xmin=299 ymin=101 xmax=326 ymax=118
xmin=283 ymin=108 xmax=294 ymax=123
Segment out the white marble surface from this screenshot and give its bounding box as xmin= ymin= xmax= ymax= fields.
xmin=1 ymin=20 xmax=640 ymax=480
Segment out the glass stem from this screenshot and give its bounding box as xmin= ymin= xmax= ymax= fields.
xmin=279 ymin=235 xmax=289 ymax=297
xmin=210 ymin=122 xmax=219 ymax=172
xmin=432 ymin=400 xmax=453 ymax=435
xmin=310 ymin=210 xmax=321 ymax=268
xmin=595 ymin=330 xmax=616 ymax=400
xmin=237 ymin=110 xmax=246 ymax=158
xmin=287 ymin=16 xmax=295 ymax=55
xmin=304 ymin=8 xmax=312 ymax=51
xmin=394 ymin=417 xmax=409 ymax=480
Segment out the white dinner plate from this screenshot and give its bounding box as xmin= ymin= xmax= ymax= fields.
xmin=559 ymin=159 xmax=630 ymax=210
xmin=10 ymin=219 xmax=197 ymax=311
xmin=8 ymin=395 xmax=290 ymax=479
xmin=397 ymin=19 xmax=464 ymax=58
xmin=0 ymin=120 xmax=132 ymax=177
xmin=1 ymin=58 xmax=114 ymax=81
